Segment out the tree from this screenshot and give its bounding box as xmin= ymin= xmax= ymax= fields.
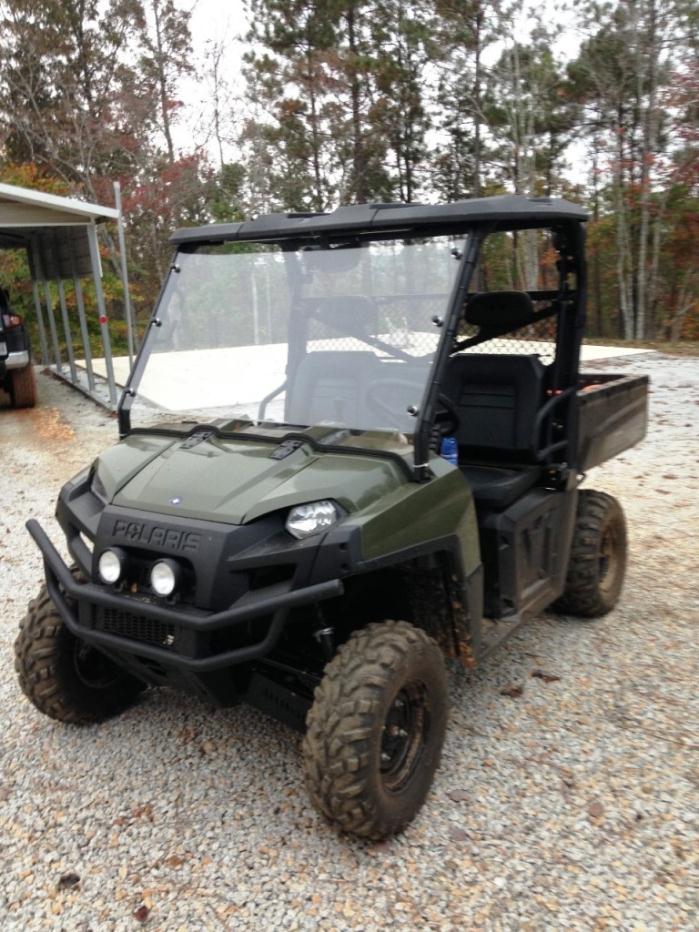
xmin=0 ymin=0 xmax=153 ymax=196
xmin=569 ymin=0 xmax=697 ymax=339
xmin=244 ymin=0 xmax=340 ymax=211
xmin=369 ymin=0 xmax=436 ymax=202
xmin=432 ymin=0 xmax=494 ymax=201
xmin=140 ymin=0 xmax=193 ymax=164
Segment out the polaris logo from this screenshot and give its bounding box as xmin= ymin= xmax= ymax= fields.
xmin=112 ymin=519 xmax=201 ymax=553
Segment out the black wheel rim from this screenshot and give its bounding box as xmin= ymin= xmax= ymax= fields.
xmin=73 ymin=639 xmax=120 ymax=690
xmin=380 ymin=682 xmax=430 ymax=793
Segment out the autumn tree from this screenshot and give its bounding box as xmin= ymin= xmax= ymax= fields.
xmin=140 ymin=0 xmax=193 ymax=164
xmin=0 ymin=0 xmax=153 ymax=197
xmin=569 ymin=0 xmax=698 ymax=338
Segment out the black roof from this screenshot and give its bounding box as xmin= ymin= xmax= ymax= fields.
xmin=170 ymin=195 xmax=588 ymax=246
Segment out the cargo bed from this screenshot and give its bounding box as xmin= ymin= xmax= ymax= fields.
xmin=577 ymin=373 xmax=649 ymax=471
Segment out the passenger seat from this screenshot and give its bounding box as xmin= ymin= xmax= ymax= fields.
xmin=442 ymin=353 xmax=547 ymax=508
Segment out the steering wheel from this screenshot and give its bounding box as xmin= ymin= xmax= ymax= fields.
xmin=434 ymin=393 xmax=460 ymax=436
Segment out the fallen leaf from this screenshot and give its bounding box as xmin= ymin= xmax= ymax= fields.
xmin=447 ymin=788 xmax=469 ymax=802
xmin=133 ymin=905 xmax=150 ymax=922
xmin=448 ymin=826 xmax=470 ymax=843
xmin=57 ymin=873 xmax=80 ymax=891
xmin=163 ymin=855 xmax=185 ymax=869
xmin=587 ymin=800 xmax=604 ymax=819
xmin=531 ymin=669 xmax=561 ymax=683
xmin=131 ymin=803 xmax=154 ymax=822
xmin=500 ymin=684 xmax=523 ymax=698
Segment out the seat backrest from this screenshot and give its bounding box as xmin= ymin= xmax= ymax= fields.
xmin=443 ymin=353 xmax=545 ymax=459
xmin=285 ymin=351 xmax=380 ymax=426
xmin=309 ymin=295 xmax=378 ymax=340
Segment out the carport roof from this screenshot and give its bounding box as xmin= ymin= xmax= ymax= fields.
xmin=0 ymin=182 xmax=119 ymax=277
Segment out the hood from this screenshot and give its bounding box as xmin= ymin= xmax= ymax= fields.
xmin=94 ymin=431 xmax=406 ymax=525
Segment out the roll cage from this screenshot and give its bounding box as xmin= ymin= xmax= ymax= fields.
xmin=118 ymin=196 xmax=588 ymax=481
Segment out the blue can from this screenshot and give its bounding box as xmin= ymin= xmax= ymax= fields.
xmin=440 ymin=435 xmax=458 ymax=467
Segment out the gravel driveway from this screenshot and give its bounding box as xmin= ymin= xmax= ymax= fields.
xmin=1 ymin=354 xmax=697 ymax=931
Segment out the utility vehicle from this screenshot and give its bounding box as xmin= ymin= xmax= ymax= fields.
xmin=1 ymin=286 xmax=36 ymax=407
xmin=16 ymin=196 xmax=648 ymax=839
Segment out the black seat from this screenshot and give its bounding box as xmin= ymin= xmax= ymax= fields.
xmin=442 ymin=352 xmax=547 ymax=509
xmin=285 ymin=351 xmax=380 ymax=426
xmin=461 ymin=464 xmax=540 ymax=509
xmin=443 ymin=353 xmax=546 ymax=460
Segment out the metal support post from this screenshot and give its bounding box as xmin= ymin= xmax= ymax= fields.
xmin=43 ymin=280 xmax=62 ymax=372
xmin=87 ymin=222 xmax=117 ymax=406
xmin=32 ymin=242 xmax=62 ymax=371
xmin=56 ymin=277 xmax=78 ymax=383
xmin=68 ymin=238 xmax=95 ymax=392
xmin=30 ymin=276 xmax=49 ymax=365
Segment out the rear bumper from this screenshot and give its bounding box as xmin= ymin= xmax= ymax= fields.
xmin=27 ymin=518 xmax=343 ymax=672
xmin=2 ymin=349 xmax=29 ymax=371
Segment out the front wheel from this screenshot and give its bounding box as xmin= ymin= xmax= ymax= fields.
xmin=14 ymin=580 xmax=145 ymax=724
xmin=554 ymin=490 xmax=627 ymax=617
xmin=302 ymin=620 xmax=449 ymax=840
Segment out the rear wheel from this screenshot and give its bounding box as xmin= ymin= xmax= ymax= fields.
xmin=9 ymin=364 xmax=37 ymax=408
xmin=14 ymin=573 xmax=145 ymax=724
xmin=554 ymin=490 xmax=627 ymax=617
xmin=302 ymin=620 xmax=448 ymax=840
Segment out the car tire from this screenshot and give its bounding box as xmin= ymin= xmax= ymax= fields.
xmin=9 ymin=364 xmax=37 ymax=408
xmin=302 ymin=620 xmax=449 ymax=840
xmin=553 ymin=489 xmax=627 ymax=617
xmin=14 ymin=571 xmax=145 ymax=724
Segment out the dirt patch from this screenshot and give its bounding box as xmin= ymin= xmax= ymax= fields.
xmin=4 ymin=405 xmax=76 ymax=444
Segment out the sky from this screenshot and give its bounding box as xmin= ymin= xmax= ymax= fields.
xmin=174 ymin=0 xmax=249 ymax=161
xmin=175 ymin=0 xmax=587 ymax=184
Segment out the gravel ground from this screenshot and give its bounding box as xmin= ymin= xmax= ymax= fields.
xmin=1 ymin=355 xmax=697 ymax=931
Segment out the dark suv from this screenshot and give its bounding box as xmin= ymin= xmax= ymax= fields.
xmin=1 ymin=287 xmax=36 ymax=408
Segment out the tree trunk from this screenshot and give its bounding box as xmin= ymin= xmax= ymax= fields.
xmin=346 ymin=4 xmax=367 ymax=203
xmin=591 ymin=128 xmax=603 ymax=336
xmin=306 ymin=51 xmax=324 ymax=211
xmin=152 ymin=0 xmax=175 ymax=164
xmin=635 ymin=0 xmax=659 ymax=340
xmin=473 ymin=6 xmax=483 ymax=199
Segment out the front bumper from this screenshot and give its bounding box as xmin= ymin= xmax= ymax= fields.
xmin=27 ymin=518 xmax=343 ymax=672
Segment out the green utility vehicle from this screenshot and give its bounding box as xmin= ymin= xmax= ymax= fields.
xmin=16 ymin=196 xmax=648 ymax=839
xmin=1 ymin=286 xmax=36 ymax=407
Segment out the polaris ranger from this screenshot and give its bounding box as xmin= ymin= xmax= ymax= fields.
xmin=15 ymin=196 xmax=648 ymax=839
xmin=1 ymin=286 xmax=36 ymax=407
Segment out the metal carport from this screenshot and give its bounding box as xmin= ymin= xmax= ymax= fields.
xmin=0 ymin=182 xmax=133 ymax=409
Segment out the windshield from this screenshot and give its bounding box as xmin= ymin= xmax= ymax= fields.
xmin=128 ymin=235 xmax=465 ymax=436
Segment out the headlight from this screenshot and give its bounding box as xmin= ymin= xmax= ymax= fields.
xmin=98 ymin=548 xmax=124 ymax=584
xmin=286 ymin=500 xmax=339 ymax=540
xmin=150 ymin=559 xmax=180 ymax=597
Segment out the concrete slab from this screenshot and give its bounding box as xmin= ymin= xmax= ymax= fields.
xmin=80 ymin=343 xmax=656 ymax=407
